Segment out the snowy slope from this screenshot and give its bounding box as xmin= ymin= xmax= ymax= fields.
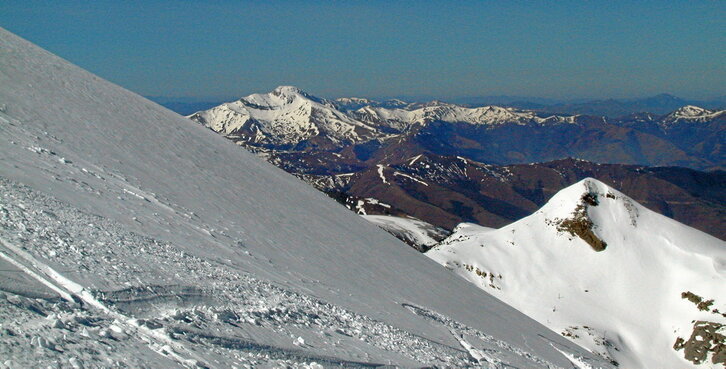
xmin=428 ymin=178 xmax=726 ymax=368
xmin=0 ymin=28 xmax=611 ymax=368
xmin=361 ymin=215 xmax=450 ymax=251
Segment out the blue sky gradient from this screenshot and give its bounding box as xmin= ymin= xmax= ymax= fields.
xmin=1 ymin=1 xmax=724 ymax=100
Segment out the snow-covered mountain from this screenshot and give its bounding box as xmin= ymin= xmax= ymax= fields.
xmin=427 ymin=178 xmax=726 ymax=368
xmin=191 ymin=87 xmax=724 ymax=173
xmin=350 ymin=103 xmax=577 ymax=131
xmin=0 ymin=27 xmax=613 ymax=368
xmin=334 ymin=97 xmax=421 ymax=111
xmin=188 ymin=86 xmax=381 ymax=149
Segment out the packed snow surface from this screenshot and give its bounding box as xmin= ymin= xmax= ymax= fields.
xmin=0 ymin=28 xmax=611 ymax=368
xmin=428 ymin=178 xmax=726 ymax=368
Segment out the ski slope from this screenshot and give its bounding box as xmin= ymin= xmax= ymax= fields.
xmin=0 ymin=28 xmax=611 ymax=368
xmin=428 ymin=178 xmax=726 ymax=368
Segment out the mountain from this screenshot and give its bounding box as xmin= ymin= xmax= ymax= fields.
xmin=427 ymin=178 xmax=726 ymax=368
xmin=188 ymin=86 xmax=383 ymax=150
xmin=308 ymin=155 xmax=726 ymax=242
xmin=404 ymin=111 xmax=723 ymax=170
xmin=661 ymin=105 xmax=726 ymax=126
xmin=0 ymin=27 xmax=612 ymax=368
xmin=616 ymin=106 xmax=725 ymax=169
xmin=192 ymin=88 xmax=725 ymax=170
xmin=334 ymin=97 xmax=411 ymax=111
xmin=349 ymin=102 xmax=577 ymax=130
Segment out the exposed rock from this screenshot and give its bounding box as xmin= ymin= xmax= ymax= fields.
xmin=556 ymin=193 xmax=607 ymax=251
xmin=673 ymin=321 xmax=725 ymax=365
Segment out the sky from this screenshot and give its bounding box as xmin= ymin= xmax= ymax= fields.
xmin=1 ymin=1 xmax=724 ymax=101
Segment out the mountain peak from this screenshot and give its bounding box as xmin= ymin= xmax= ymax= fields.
xmin=272 ymin=85 xmax=305 ymax=95
xmin=550 ymin=177 xmax=612 ymax=203
xmin=539 ymin=178 xmax=623 ymax=252
xmin=662 ymin=105 xmax=723 ymax=126
xmin=673 ymin=105 xmax=711 ymax=115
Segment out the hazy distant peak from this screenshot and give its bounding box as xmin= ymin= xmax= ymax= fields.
xmin=662 ymin=105 xmax=725 ymax=126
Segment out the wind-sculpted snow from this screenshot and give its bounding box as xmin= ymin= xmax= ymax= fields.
xmin=0 ymin=27 xmax=612 ymax=368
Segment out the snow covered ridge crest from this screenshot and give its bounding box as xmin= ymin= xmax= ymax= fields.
xmin=427 ymin=178 xmax=726 ymax=368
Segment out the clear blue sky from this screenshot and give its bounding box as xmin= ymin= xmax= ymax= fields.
xmin=1 ymin=1 xmax=724 ymax=100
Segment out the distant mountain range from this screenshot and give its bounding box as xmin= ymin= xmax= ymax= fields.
xmin=189 ymin=86 xmax=725 ymax=170
xmin=155 ymin=92 xmax=726 ymax=117
xmin=460 ymin=93 xmax=726 ymax=117
xmin=186 ymin=86 xmax=725 ymax=243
